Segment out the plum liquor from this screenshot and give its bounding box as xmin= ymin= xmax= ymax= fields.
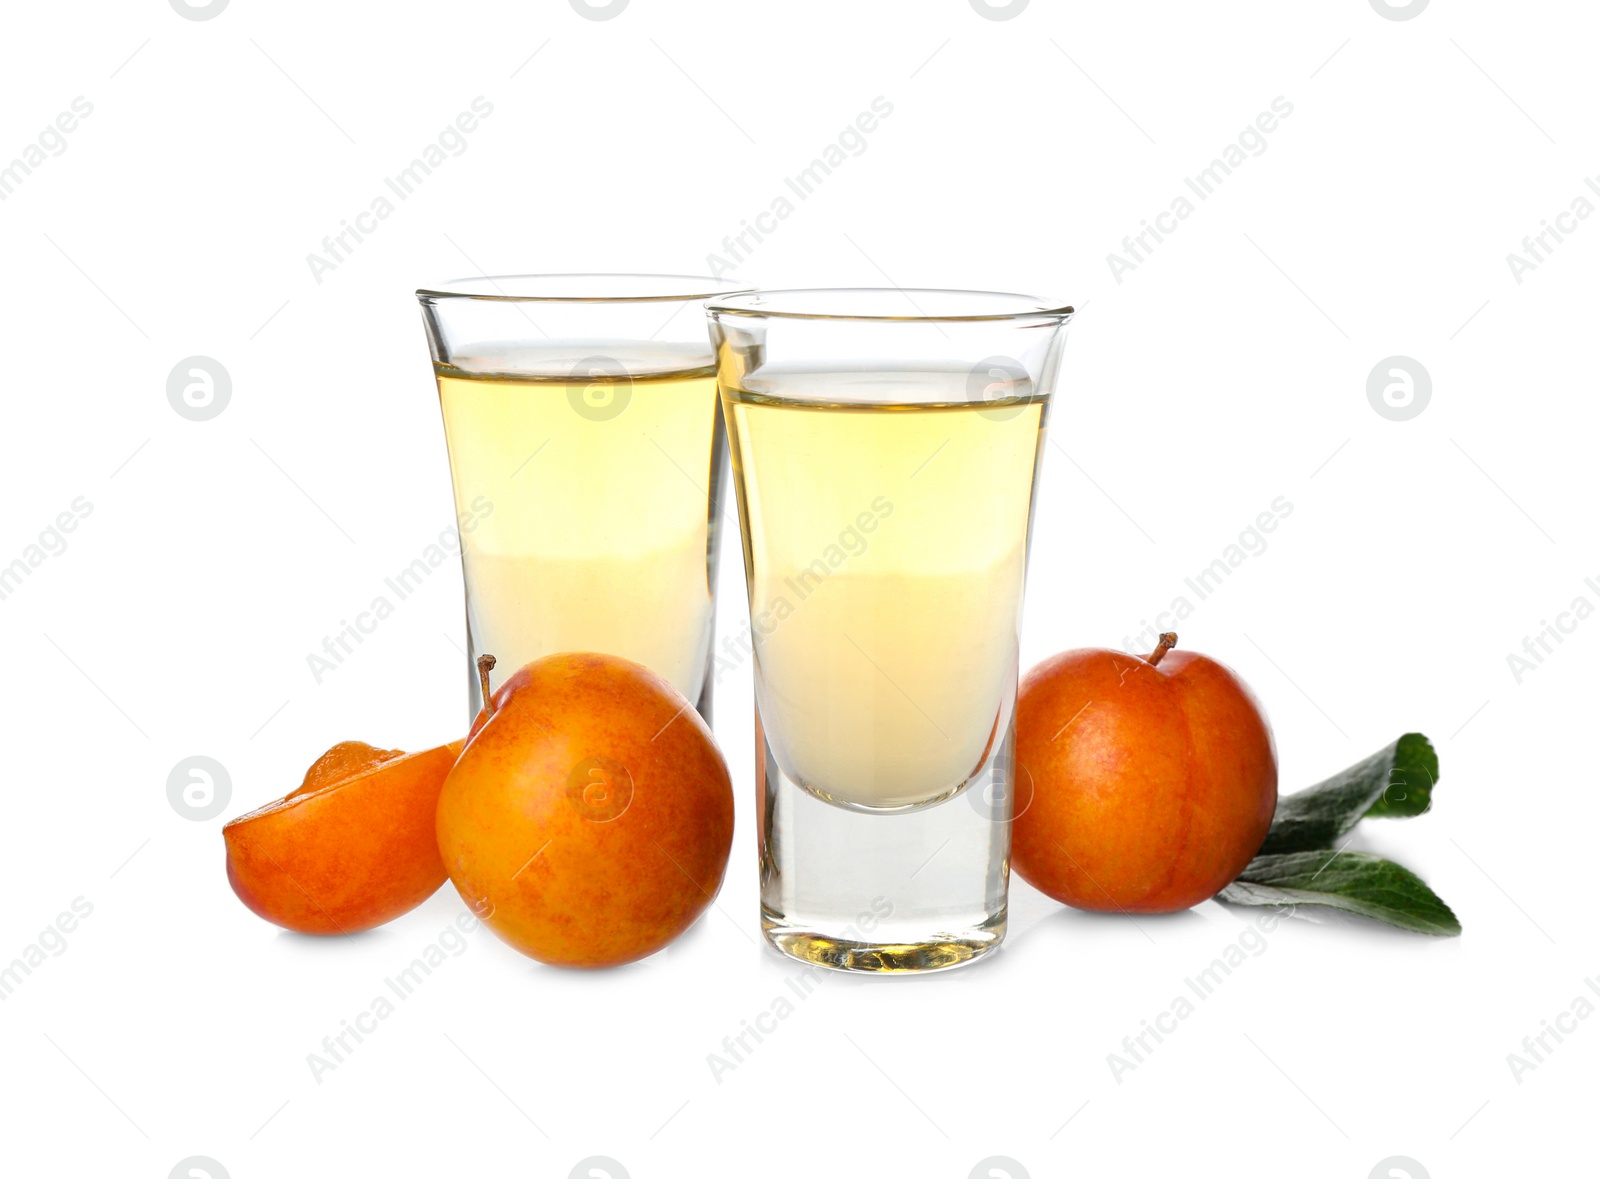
xmin=436 ymin=360 xmax=723 ymax=712
xmin=418 ymin=275 xmax=748 ymax=723
xmin=709 ymin=284 xmax=1072 ymax=974
xmin=723 ymin=377 xmax=1046 ymax=810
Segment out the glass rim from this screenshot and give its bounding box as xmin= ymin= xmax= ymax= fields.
xmin=705 ymin=287 xmax=1074 ymax=324
xmin=415 ymin=273 xmax=753 ymax=304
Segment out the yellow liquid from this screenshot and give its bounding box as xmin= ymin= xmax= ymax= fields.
xmin=723 ymin=372 xmax=1048 ymax=810
xmin=437 ymin=361 xmax=722 ymax=703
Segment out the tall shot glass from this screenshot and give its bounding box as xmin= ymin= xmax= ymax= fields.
xmin=708 ymin=288 xmax=1073 ymax=972
xmin=418 ymin=275 xmax=750 ymax=720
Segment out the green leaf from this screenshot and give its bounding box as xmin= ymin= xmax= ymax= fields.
xmin=1259 ymin=733 xmax=1437 ymax=854
xmin=1219 ymin=850 xmax=1461 ymax=936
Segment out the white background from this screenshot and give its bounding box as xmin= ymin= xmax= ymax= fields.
xmin=0 ymin=1 xmax=1592 ymax=1176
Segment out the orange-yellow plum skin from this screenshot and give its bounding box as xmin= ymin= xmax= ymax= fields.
xmin=1013 ymin=647 xmax=1277 ymax=914
xmin=436 ymin=652 xmax=735 ymax=969
xmin=224 ymin=740 xmax=462 ymax=935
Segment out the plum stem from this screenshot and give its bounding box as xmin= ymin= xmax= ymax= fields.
xmin=476 ymin=654 xmax=497 ymax=715
xmin=1145 ymin=633 xmax=1178 ymax=667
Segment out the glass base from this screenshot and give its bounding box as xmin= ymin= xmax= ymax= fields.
xmin=762 ymin=912 xmax=1006 ymax=974
xmin=756 ymin=714 xmax=1013 ymax=975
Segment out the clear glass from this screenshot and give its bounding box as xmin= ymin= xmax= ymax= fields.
xmin=708 ymin=288 xmax=1073 ymax=973
xmin=418 ymin=274 xmax=751 ymax=722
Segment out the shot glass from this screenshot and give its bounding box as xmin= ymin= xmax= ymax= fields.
xmin=418 ymin=274 xmax=750 ymax=721
xmin=707 ymin=288 xmax=1073 ymax=972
